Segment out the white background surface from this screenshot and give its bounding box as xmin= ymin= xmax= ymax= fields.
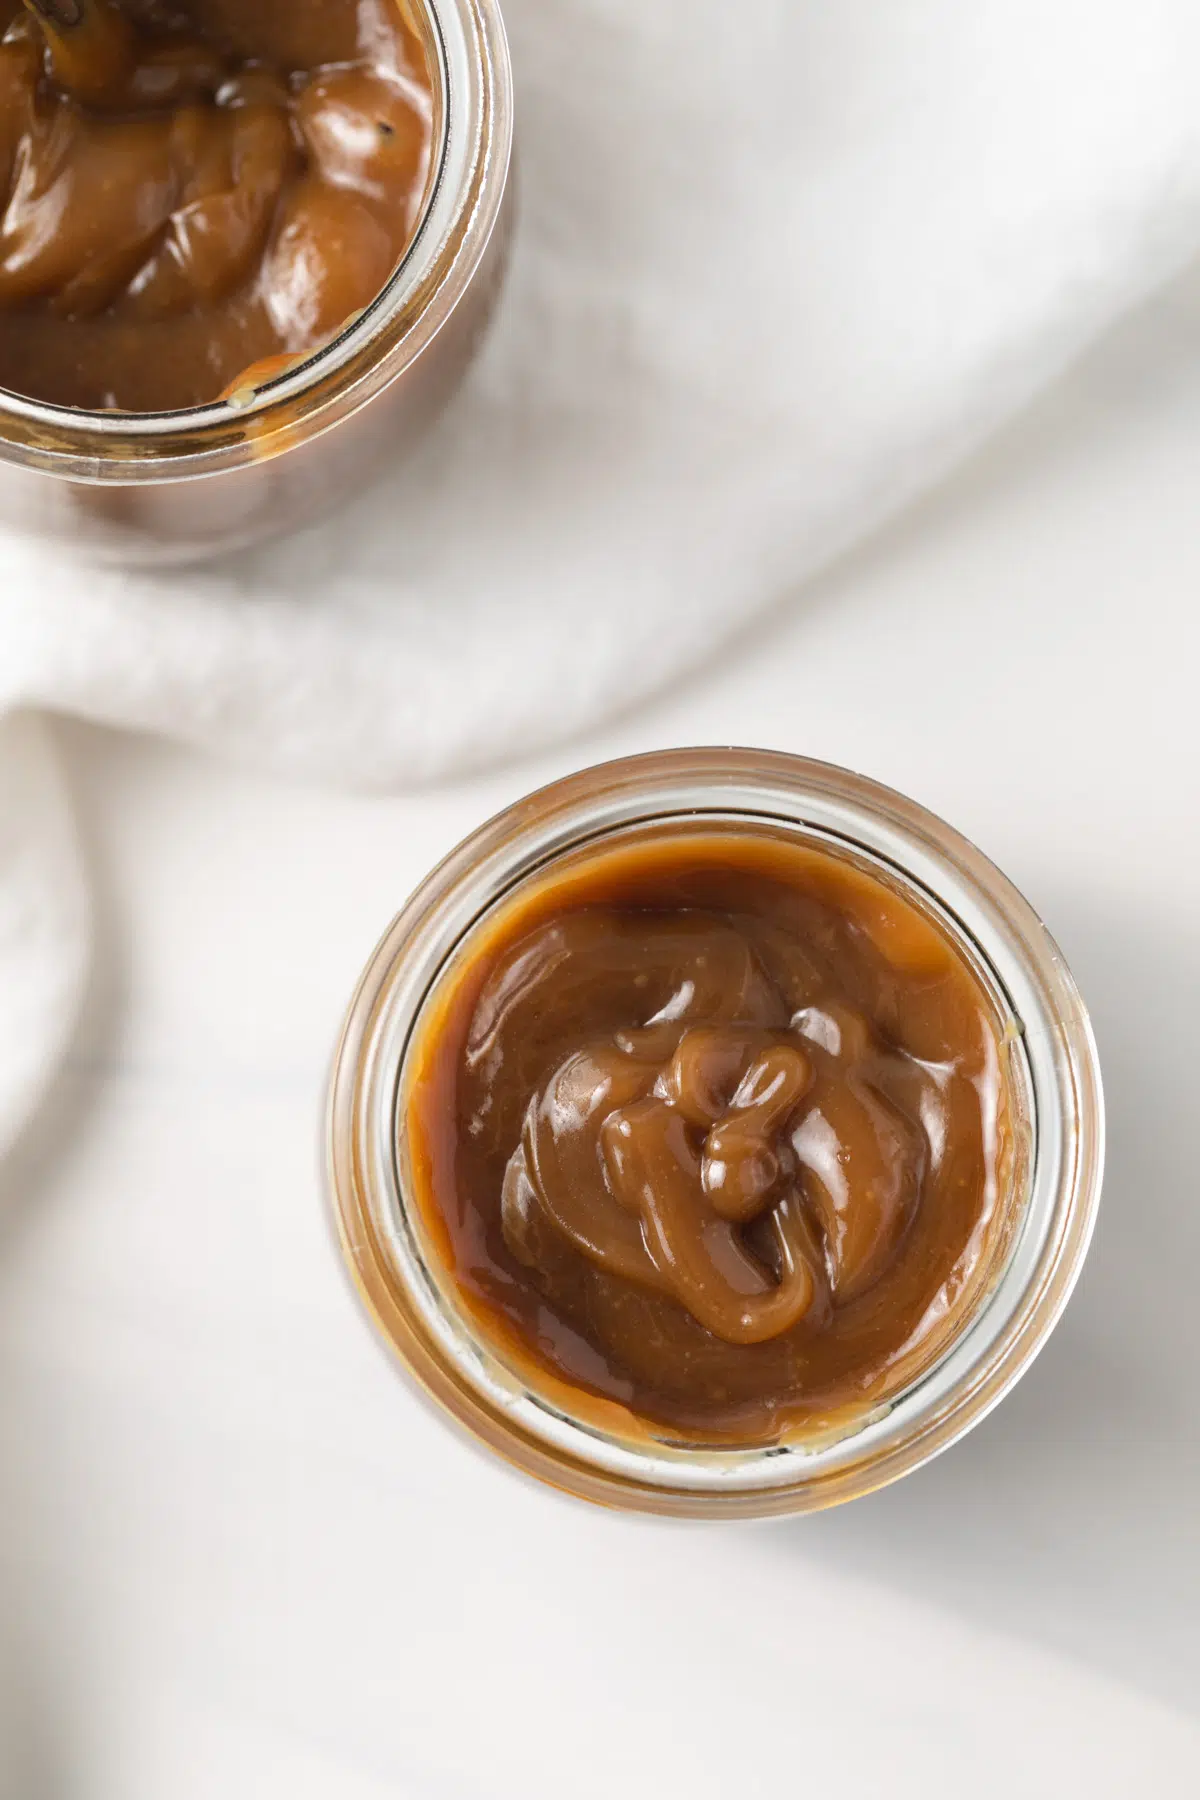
xmin=1 ymin=272 xmax=1199 ymax=1794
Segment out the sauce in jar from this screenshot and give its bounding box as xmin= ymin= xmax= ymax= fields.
xmin=406 ymin=826 xmax=1016 ymax=1442
xmin=0 ymin=0 xmax=434 ymax=410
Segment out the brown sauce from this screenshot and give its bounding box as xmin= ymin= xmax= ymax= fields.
xmin=0 ymin=0 xmax=434 ymax=410
xmin=406 ymin=828 xmax=1016 ymax=1443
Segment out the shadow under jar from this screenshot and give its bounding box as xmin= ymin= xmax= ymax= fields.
xmin=0 ymin=0 xmax=512 ymax=561
xmin=327 ymin=751 xmax=1105 ymax=1518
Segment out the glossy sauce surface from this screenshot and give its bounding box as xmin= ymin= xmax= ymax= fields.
xmin=0 ymin=0 xmax=434 ymax=409
xmin=407 ymin=831 xmax=1015 ymax=1441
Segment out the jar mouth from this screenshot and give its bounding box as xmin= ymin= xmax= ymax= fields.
xmin=327 ymin=752 xmax=1105 ymax=1517
xmin=0 ymin=0 xmax=512 ymax=477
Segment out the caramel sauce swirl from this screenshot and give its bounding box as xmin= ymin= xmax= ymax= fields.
xmin=409 ymin=831 xmax=1013 ymax=1440
xmin=0 ymin=0 xmax=433 ymax=409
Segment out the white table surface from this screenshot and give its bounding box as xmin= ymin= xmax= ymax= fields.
xmin=2 ymin=270 xmax=1199 ymax=1797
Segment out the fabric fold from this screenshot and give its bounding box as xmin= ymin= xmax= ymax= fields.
xmin=0 ymin=713 xmax=90 ymax=1160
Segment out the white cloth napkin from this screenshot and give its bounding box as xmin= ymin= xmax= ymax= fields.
xmin=3 ymin=0 xmax=1200 ymax=1150
xmin=0 ymin=713 xmax=89 ymax=1157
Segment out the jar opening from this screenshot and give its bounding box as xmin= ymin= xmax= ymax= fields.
xmin=397 ymin=813 xmax=1034 ymax=1454
xmin=0 ymin=0 xmax=511 ymax=476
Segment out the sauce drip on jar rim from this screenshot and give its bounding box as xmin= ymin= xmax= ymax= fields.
xmin=0 ymin=0 xmax=434 ymax=411
xmin=405 ymin=828 xmax=1017 ymax=1443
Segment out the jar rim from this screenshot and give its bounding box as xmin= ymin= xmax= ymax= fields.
xmin=326 ymin=750 xmax=1105 ymax=1517
xmin=0 ymin=0 xmax=513 ymax=482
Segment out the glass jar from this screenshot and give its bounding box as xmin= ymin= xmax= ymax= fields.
xmin=326 ymin=750 xmax=1104 ymax=1518
xmin=0 ymin=0 xmax=513 ymax=565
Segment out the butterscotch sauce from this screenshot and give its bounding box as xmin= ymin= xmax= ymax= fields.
xmin=0 ymin=0 xmax=434 ymax=410
xmin=406 ymin=828 xmax=1017 ymax=1443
